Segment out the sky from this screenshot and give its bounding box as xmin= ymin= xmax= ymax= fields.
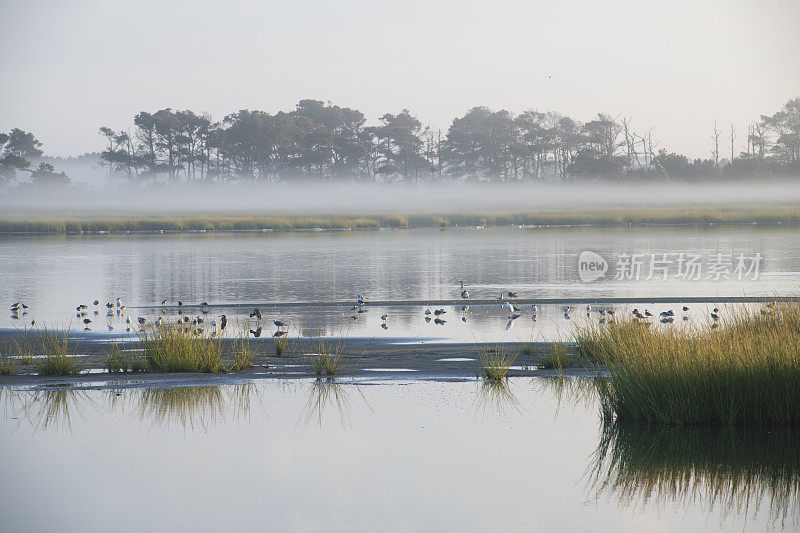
xmin=1 ymin=0 xmax=799 ymax=158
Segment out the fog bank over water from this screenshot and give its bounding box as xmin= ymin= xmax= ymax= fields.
xmin=3 ymin=181 xmax=800 ymax=215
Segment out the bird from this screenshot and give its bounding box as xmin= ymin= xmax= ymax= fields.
xmin=510 ymin=313 xmax=521 ymax=320
xmin=434 ymin=308 xmax=446 ymax=316
xmin=461 ymin=316 xmax=467 ymax=322
xmin=93 ymin=300 xmax=99 ymax=306
xmin=424 ymin=309 xmax=432 ymax=315
xmin=250 ymin=308 xmax=262 ymax=320
xmin=682 ymin=306 xmax=690 ymax=312
xmin=116 ymin=298 xmax=122 ymax=307
xmin=586 ymin=304 xmax=591 ymax=312
xmin=434 ymin=318 xmax=446 ymax=325
xmin=632 ymin=309 xmax=644 ymax=319
xmin=713 ymin=307 xmax=720 ymax=314
xmin=126 ymin=316 xmax=131 ymax=324
xmin=273 ymin=330 xmax=287 ymax=337
xmin=644 ymin=309 xmax=652 ymax=317
xmin=507 ymin=291 xmax=518 ymax=298
xmin=381 ymin=313 xmax=388 ymax=321
xmin=381 ymin=323 xmax=388 ymax=330
xmin=30 ymin=318 xmax=36 ymax=326
xmin=219 ymin=315 xmax=227 ymax=330
xmin=137 ymin=317 xmax=146 ymax=325
xmin=503 ymin=301 xmax=515 ymax=316
xmin=357 ymin=308 xmax=368 ymax=314
xmin=106 ymin=302 xmax=114 ymax=309
xmin=250 ymin=327 xmax=262 ymax=337
xmin=424 ymin=316 xmax=431 ymax=323
xmin=273 ymin=319 xmax=287 ymax=329
xmin=563 ymin=305 xmax=572 ymax=313
xmin=155 ymin=316 xmax=163 ymax=326
xmin=357 ymin=293 xmax=367 ymax=303
xmin=564 ymin=313 xmax=571 ymax=320
xmin=459 ymin=281 xmax=469 ymax=299
xmin=711 ymin=312 xmax=720 ymax=321
xmin=178 ymin=300 xmax=183 ymax=307
xmin=83 ymin=318 xmax=91 ymax=324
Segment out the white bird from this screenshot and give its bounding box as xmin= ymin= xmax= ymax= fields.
xmin=503 ymin=301 xmax=514 ymax=316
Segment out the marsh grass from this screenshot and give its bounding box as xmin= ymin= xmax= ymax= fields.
xmin=577 ymin=301 xmax=800 ymax=426
xmin=36 ymin=327 xmax=81 ymax=376
xmin=591 ymin=421 xmax=800 ymax=523
xmin=273 ymin=335 xmax=291 ymax=357
xmin=477 ymin=344 xmax=516 ymax=381
xmin=3 ymin=203 xmax=799 ymax=234
xmin=228 ymin=333 xmax=255 ymax=371
xmin=0 ymin=357 xmax=16 ymax=375
xmin=139 ymin=322 xmax=223 ymax=373
xmin=104 ymin=342 xmax=149 ymax=373
xmin=306 ymin=337 xmax=347 ymax=376
xmin=539 ymin=342 xmax=574 ymax=371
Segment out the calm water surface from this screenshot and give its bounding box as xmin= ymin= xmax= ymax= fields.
xmin=0 ymin=377 xmax=796 ymax=532
xmin=1 ymin=227 xmax=798 ymax=341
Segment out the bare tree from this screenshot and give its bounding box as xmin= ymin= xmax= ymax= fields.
xmin=712 ymin=120 xmax=721 ymax=165
xmin=729 ymin=122 xmax=736 ymax=163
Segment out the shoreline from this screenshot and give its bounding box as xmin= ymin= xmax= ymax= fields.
xmin=0 ymin=331 xmax=590 ymax=387
xmin=2 ymin=203 xmax=800 ymax=234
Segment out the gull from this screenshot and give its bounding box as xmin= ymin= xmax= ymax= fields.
xmin=503 ymin=301 xmax=515 ymax=316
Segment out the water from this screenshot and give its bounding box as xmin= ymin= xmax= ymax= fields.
xmin=0 ymin=377 xmax=796 ymax=532
xmin=1 ymin=226 xmax=798 ymax=341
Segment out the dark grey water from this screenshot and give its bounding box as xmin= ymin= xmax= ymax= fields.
xmin=0 ymin=377 xmax=796 ymax=532
xmin=1 ymin=227 xmax=798 ymax=341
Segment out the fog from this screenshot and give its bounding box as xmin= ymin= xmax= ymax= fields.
xmin=4 ymin=181 xmax=800 ymax=216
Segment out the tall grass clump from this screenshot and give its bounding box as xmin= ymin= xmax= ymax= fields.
xmin=0 ymin=357 xmax=16 ymax=375
xmin=477 ymin=344 xmax=516 ymax=381
xmin=139 ymin=323 xmax=223 ymax=373
xmin=578 ymin=302 xmax=800 ymax=426
xmin=104 ymin=342 xmax=148 ymax=373
xmin=306 ymin=337 xmax=346 ymax=376
xmin=36 ymin=327 xmax=82 ymax=376
xmin=273 ymin=335 xmax=290 ymax=357
xmin=228 ymin=333 xmax=255 ymax=371
xmin=539 ymin=342 xmax=574 ymax=371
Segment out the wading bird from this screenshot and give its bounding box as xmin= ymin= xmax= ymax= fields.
xmin=250 ymin=327 xmax=262 ymax=337
xmin=434 ymin=317 xmax=446 ymax=325
xmin=434 ymin=308 xmax=446 ymax=316
xmin=138 ymin=317 xmax=146 ymax=325
xmin=250 ymin=308 xmax=262 ymax=320
xmin=220 ymin=315 xmax=227 ymax=331
xmin=682 ymin=306 xmax=689 ymax=312
xmin=274 ymin=319 xmax=287 ymax=330
xmin=507 ymin=292 xmax=518 ymax=298
xmin=460 ymin=281 xmax=469 ymax=299
xmin=381 ymin=313 xmax=388 ymax=321
xmin=503 ymin=301 xmax=515 ymax=316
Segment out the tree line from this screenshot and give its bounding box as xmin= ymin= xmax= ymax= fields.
xmin=2 ymin=97 xmax=799 ymax=186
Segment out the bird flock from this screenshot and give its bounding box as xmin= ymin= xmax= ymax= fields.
xmin=9 ymin=288 xmax=780 ymax=338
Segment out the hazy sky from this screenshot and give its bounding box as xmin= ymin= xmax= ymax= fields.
xmin=1 ymin=0 xmax=799 ymax=158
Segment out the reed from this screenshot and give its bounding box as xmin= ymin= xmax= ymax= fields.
xmin=477 ymin=344 xmax=516 ymax=381
xmin=139 ymin=322 xmax=224 ymax=373
xmin=538 ymin=342 xmax=574 ymax=371
xmin=306 ymin=337 xmax=346 ymax=376
xmin=104 ymin=342 xmax=148 ymax=373
xmin=36 ymin=327 xmax=81 ymax=376
xmin=2 ymin=203 xmax=799 ymax=233
xmin=0 ymin=357 xmax=16 ymax=375
xmin=577 ymin=301 xmax=800 ymax=426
